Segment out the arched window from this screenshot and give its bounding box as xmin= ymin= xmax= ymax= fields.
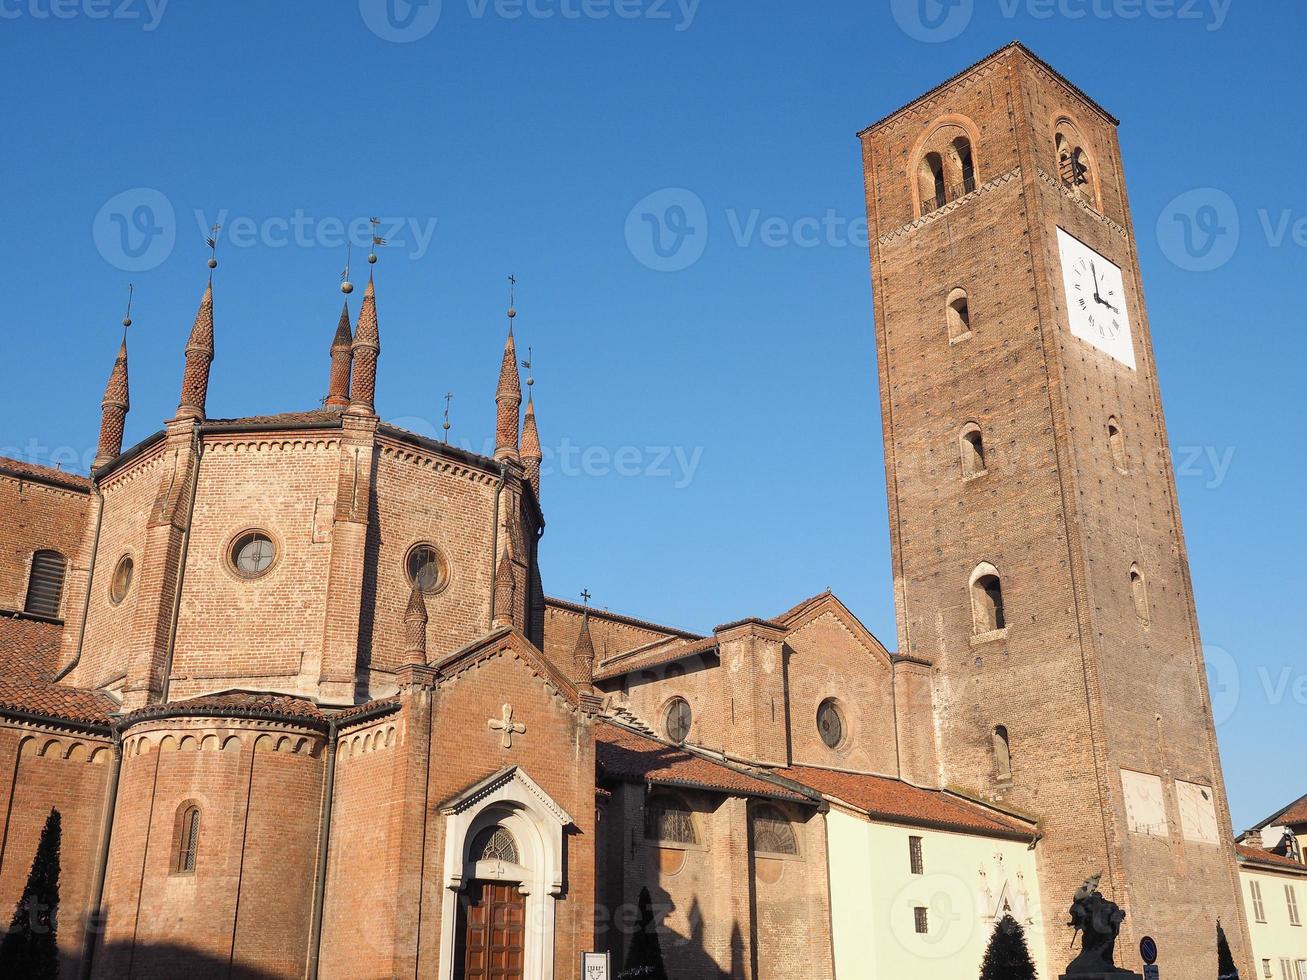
xmin=645 ymin=794 xmax=697 ymax=845
xmin=173 ymin=804 xmax=201 ymax=874
xmin=960 ymin=424 xmax=986 ymax=478
xmin=1130 ymin=565 xmax=1150 ymax=625
xmin=950 ymin=136 xmax=976 ymax=194
xmin=470 ymin=825 xmax=519 ymax=864
xmin=993 ymin=725 xmax=1012 ymax=780
xmin=1055 ymin=122 xmax=1099 ymax=209
xmin=24 ymin=550 xmax=67 ymax=619
xmin=1107 ymin=417 xmax=1127 ymax=472
xmin=918 ymin=152 xmax=947 ymax=216
xmin=971 ymin=564 xmax=1006 ymax=634
xmin=946 ymin=288 xmax=972 ymax=342
xmin=751 ymin=805 xmax=798 ymax=856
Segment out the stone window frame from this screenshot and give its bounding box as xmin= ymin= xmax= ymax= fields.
xmin=947 ymin=287 xmax=974 ymax=345
xmin=223 ymin=527 xmax=281 ymax=583
xmin=171 ymin=800 xmax=202 ymax=876
xmin=24 ymin=549 xmax=68 ymax=620
xmin=405 ymin=541 xmax=451 ymax=597
xmin=959 ymin=422 xmax=988 ymax=481
xmin=108 ymin=552 xmax=135 ymax=606
xmin=816 ymin=697 xmax=850 ymax=752
xmin=662 ymin=696 xmax=693 ymax=745
xmin=969 ymin=562 xmax=1008 ymax=643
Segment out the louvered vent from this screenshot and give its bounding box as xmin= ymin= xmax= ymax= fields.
xmin=24 ymin=550 xmax=67 ymax=619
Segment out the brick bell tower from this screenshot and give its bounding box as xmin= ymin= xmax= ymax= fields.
xmin=859 ymin=43 xmax=1250 ymax=977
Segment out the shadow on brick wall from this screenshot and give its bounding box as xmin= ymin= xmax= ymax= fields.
xmin=63 ymin=942 xmax=278 ymax=980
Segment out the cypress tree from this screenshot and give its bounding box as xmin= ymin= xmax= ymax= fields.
xmin=1217 ymin=920 xmax=1239 ymax=979
xmin=0 ymin=807 xmax=62 ymax=980
xmin=619 ymin=886 xmax=668 ymax=980
xmin=979 ymin=914 xmax=1038 ymax=980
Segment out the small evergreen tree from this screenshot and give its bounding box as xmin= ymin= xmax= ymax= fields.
xmin=0 ymin=807 xmax=61 ymax=980
xmin=979 ymin=914 xmax=1038 ymax=980
xmin=1217 ymin=919 xmax=1239 ymax=979
xmin=618 ymin=886 xmax=668 ymax=980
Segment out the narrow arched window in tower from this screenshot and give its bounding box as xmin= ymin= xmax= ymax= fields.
xmin=946 ymin=288 xmax=972 ymax=342
xmin=24 ymin=550 xmax=67 ymax=619
xmin=918 ymin=152 xmax=947 ymax=216
xmin=951 ymin=136 xmax=976 ymax=194
xmin=993 ymin=725 xmax=1012 ymax=781
xmin=1130 ymin=565 xmax=1150 ymax=626
xmin=1107 ymin=417 xmax=1127 ymax=472
xmin=960 ymin=424 xmax=986 ymax=478
xmin=174 ymin=804 xmax=201 ymax=874
xmin=971 ymin=564 xmax=1006 ymax=634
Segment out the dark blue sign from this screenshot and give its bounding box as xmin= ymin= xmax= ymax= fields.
xmin=1140 ymin=936 xmax=1159 ymax=965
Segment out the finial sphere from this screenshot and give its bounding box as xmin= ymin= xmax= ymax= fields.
xmin=368 ymin=253 xmax=377 ymax=265
xmin=341 ymin=281 xmax=354 ymax=295
xmin=122 ymin=317 xmax=132 ymax=328
xmin=208 ymin=258 xmax=218 ymax=270
xmin=507 ymin=308 xmax=516 ymax=319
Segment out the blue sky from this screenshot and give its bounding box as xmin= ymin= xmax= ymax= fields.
xmin=2 ymin=0 xmax=1302 ymax=828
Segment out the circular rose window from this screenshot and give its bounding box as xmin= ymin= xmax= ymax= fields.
xmin=665 ymin=697 xmax=692 ymax=744
xmin=405 ymin=543 xmax=448 ymax=595
xmin=817 ymin=699 xmax=845 ymax=749
xmin=230 ymin=531 xmax=276 ymax=579
xmin=109 ymin=555 xmax=134 ymax=604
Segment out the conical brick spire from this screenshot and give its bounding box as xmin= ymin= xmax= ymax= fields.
xmin=522 ymin=396 xmax=542 ymax=499
xmin=572 ymin=610 xmax=595 ymax=692
xmin=94 ymin=336 xmax=130 ymax=470
xmin=349 ymin=279 xmax=380 ymax=416
xmin=325 ymin=301 xmax=354 ymax=409
xmin=494 ymin=326 xmax=521 ymax=463
xmin=492 ymin=544 xmax=517 ymax=629
xmin=175 ymin=282 xmax=214 ymax=421
xmin=404 ymin=585 xmax=428 ymax=660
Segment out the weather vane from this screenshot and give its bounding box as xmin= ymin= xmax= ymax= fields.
xmin=121 ymin=283 xmax=134 ymax=337
xmin=340 ymin=244 xmax=354 ymax=295
xmin=522 ymin=345 xmax=534 ymax=389
xmin=206 ymin=224 xmax=221 ymax=275
xmin=442 ymin=392 xmax=453 ymax=444
xmin=368 ymin=217 xmax=385 ymax=271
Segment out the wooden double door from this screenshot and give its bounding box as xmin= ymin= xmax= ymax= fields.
xmin=454 ymin=881 xmax=526 ymax=980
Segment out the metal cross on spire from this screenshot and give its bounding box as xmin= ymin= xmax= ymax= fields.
xmin=442 ymin=392 xmax=453 ymax=443
xmin=580 ymin=589 xmax=592 ymax=607
xmin=121 ymin=283 xmax=134 ymax=339
xmin=506 ymin=274 xmax=517 ymax=330
xmin=340 ymin=243 xmax=354 ymax=295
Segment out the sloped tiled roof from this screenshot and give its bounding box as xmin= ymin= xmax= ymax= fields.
xmin=0 ymin=616 xmax=64 ymax=682
xmin=206 ymin=408 xmax=345 ymax=427
xmin=334 ymin=697 xmax=401 ymax=725
xmin=778 ymin=765 xmax=1036 ymax=840
xmin=593 ymin=634 xmax=719 ymax=682
xmin=125 ymin=691 xmax=327 ymax=727
xmin=1260 ymin=794 xmax=1307 ymax=829
xmin=1237 ymin=844 xmax=1307 ymax=874
xmin=0 ymin=678 xmax=116 ymax=729
xmin=596 ymin=722 xmax=811 ymax=803
xmin=546 ymin=597 xmax=701 ymax=641
xmin=0 ymin=456 xmax=92 ymax=492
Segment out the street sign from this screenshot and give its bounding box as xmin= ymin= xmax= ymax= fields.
xmin=1140 ymin=936 xmax=1159 ymax=965
xmin=1144 ymin=965 xmax=1160 ymax=980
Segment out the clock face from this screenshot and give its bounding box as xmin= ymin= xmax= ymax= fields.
xmin=1057 ymin=227 xmax=1136 ymax=370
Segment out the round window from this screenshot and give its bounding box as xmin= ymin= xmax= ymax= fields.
xmin=817 ymin=699 xmax=845 ymax=749
xmin=109 ymin=555 xmax=134 ymax=604
xmin=230 ymin=531 xmax=276 ymax=579
xmin=665 ymin=697 xmax=692 ymax=744
xmin=406 ymin=543 xmax=448 ymax=595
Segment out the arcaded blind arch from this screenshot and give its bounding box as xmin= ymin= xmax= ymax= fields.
xmin=993 ymin=725 xmax=1012 ymax=780
xmin=946 ymin=287 xmax=972 ymax=341
xmin=960 ymin=423 xmax=986 ymax=478
xmin=750 ymin=804 xmax=798 ymax=856
xmin=24 ymin=549 xmax=67 ymax=618
xmin=644 ymin=793 xmax=697 ymax=845
xmin=970 ymin=563 xmax=1006 ymax=634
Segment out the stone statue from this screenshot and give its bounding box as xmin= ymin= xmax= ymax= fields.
xmin=1063 ymin=874 xmax=1139 ymax=978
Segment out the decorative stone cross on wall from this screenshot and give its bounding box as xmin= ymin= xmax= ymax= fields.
xmin=488 ymin=704 xmax=527 ymax=748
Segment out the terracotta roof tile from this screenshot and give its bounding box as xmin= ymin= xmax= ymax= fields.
xmin=0 ymin=616 xmax=65 ymax=682
xmin=594 ymin=634 xmax=719 ymax=682
xmin=596 ymin=722 xmax=810 ymax=803
xmin=334 ymin=697 xmax=401 ymax=724
xmin=545 ymin=597 xmax=700 ymax=641
xmin=205 ymin=408 xmax=345 ymax=427
xmin=0 ymin=678 xmax=116 ymax=728
xmin=1237 ymin=844 xmax=1307 ymax=873
xmin=125 ymin=691 xmax=327 ymax=727
xmin=0 ymin=456 xmax=92 ymax=492
xmin=1272 ymin=796 xmax=1307 ymax=827
xmin=778 ymin=765 xmax=1036 ymax=839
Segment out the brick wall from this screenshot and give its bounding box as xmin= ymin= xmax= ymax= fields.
xmin=0 ymin=471 xmax=89 ymax=619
